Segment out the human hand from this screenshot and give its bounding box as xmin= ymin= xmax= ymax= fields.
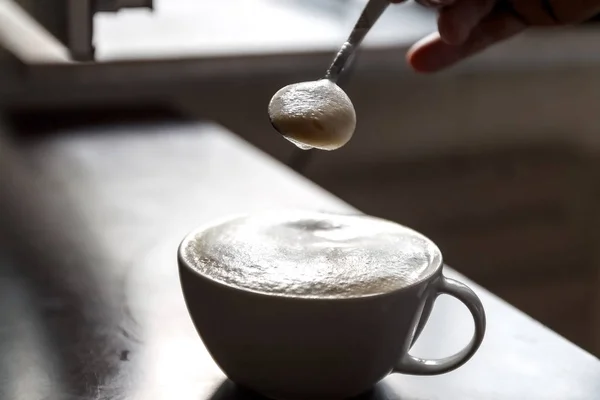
xmin=390 ymin=0 xmax=600 ymax=73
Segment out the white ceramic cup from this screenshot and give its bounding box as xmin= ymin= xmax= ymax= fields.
xmin=178 ymin=212 xmax=486 ymax=400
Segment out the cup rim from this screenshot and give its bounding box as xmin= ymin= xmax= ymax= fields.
xmin=177 ymin=210 xmax=443 ymax=301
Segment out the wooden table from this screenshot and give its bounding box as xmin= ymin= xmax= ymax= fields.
xmin=0 ymin=120 xmax=598 ymax=400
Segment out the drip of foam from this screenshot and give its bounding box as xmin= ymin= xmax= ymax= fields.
xmin=182 ymin=211 xmax=441 ymax=298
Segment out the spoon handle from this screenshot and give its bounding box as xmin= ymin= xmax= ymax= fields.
xmin=324 ymin=0 xmax=392 ymax=82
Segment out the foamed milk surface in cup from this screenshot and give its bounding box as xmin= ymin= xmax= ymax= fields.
xmin=182 ymin=211 xmax=441 ymax=298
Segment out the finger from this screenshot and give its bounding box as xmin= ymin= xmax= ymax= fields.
xmin=550 ymin=0 xmax=600 ymax=23
xmin=437 ymin=0 xmax=496 ymax=45
xmin=407 ymin=7 xmax=527 ymax=73
xmin=413 ymin=0 xmax=457 ymax=8
xmin=502 ymin=0 xmax=600 ymax=25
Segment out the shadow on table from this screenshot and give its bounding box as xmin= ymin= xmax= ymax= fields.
xmin=208 ymin=379 xmax=425 ymax=400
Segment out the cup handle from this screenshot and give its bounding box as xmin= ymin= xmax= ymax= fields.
xmin=394 ymin=275 xmax=487 ymax=375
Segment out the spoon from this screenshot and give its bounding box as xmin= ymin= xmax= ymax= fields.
xmin=268 ymin=0 xmax=393 ymax=151
xmin=325 ymin=0 xmax=392 ymax=83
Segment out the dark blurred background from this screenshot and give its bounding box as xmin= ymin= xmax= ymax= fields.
xmin=1 ymin=0 xmax=599 ymax=357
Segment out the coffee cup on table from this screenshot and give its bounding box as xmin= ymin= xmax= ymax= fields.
xmin=178 ymin=210 xmax=486 ymax=400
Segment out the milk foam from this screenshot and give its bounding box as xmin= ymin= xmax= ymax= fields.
xmin=182 ymin=211 xmax=441 ymax=298
xmin=268 ymin=80 xmax=356 ymax=151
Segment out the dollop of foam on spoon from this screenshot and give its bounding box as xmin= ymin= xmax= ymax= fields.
xmin=182 ymin=210 xmax=441 ymax=299
xmin=268 ymin=79 xmax=356 ymax=151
